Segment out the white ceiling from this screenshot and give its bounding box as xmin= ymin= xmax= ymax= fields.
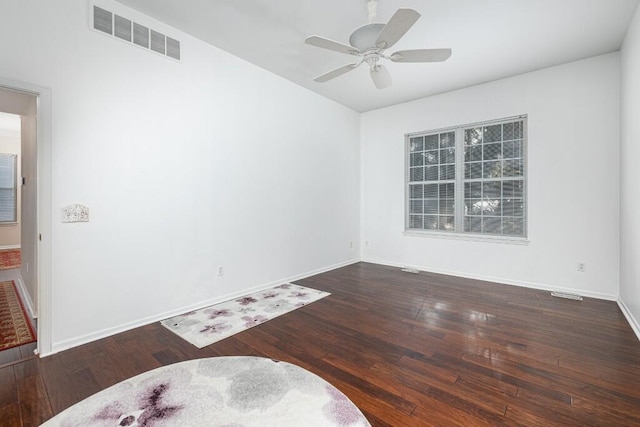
xmin=116 ymin=0 xmax=639 ymax=112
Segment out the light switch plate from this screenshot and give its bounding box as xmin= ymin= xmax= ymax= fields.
xmin=62 ymin=204 xmax=90 ymax=223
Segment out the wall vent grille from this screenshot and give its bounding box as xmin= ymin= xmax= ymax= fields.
xmin=92 ymin=5 xmax=181 ymax=61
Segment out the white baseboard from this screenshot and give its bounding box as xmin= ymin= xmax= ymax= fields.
xmin=15 ymin=277 xmax=36 ymax=319
xmin=362 ymin=257 xmax=619 ymax=301
xmin=46 ymin=258 xmax=360 ymax=357
xmin=0 ymin=244 xmax=21 ymax=250
xmin=618 ymin=298 xmax=640 ymax=343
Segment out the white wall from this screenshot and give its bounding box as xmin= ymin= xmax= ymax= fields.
xmin=0 ymin=0 xmax=360 ymax=353
xmin=361 ymin=54 xmax=620 ymax=299
xmin=620 ymin=4 xmax=640 ymax=337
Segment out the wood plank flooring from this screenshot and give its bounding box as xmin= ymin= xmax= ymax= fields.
xmin=2 ymin=262 xmax=640 ymax=426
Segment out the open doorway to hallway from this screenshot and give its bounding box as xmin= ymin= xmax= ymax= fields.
xmin=0 ymin=88 xmax=38 ymax=365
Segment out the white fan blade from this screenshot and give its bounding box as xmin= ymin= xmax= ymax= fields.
xmin=314 ymin=63 xmax=360 ymax=83
xmin=305 ymin=36 xmax=360 ymax=56
xmin=370 ymin=65 xmax=392 ymax=89
xmin=390 ymin=48 xmax=452 ymax=63
xmin=376 ymin=9 xmax=420 ymax=49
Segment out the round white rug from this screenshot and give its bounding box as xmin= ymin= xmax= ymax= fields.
xmin=42 ymin=356 xmax=371 ymax=427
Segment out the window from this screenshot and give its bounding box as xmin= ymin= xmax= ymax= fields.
xmin=0 ymin=153 xmax=17 ymax=223
xmin=406 ymin=116 xmax=526 ymax=239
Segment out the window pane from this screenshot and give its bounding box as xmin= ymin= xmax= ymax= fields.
xmin=410 ymin=167 xmax=424 ymax=182
xmin=409 ymin=215 xmax=423 ymax=229
xmin=425 ymin=134 xmax=439 ymax=150
xmin=440 ymin=148 xmax=455 ymax=164
xmin=425 ymin=166 xmax=438 ymax=181
xmin=440 ymin=183 xmax=454 ymax=198
xmin=515 ymin=121 xmax=523 ymax=138
xmin=424 ymin=200 xmax=438 ymax=214
xmin=465 ymin=128 xmax=482 ymax=145
xmin=483 ymin=217 xmax=501 ymax=234
xmin=410 ymin=152 xmax=424 ymax=167
xmin=440 ymin=200 xmax=454 ymax=215
xmin=483 ymin=161 xmax=502 ymax=178
xmin=440 ymin=132 xmax=455 ymax=148
xmin=424 ymin=215 xmax=438 ymax=230
xmin=465 ymin=216 xmax=482 ymax=233
xmin=465 ymin=162 xmax=482 ymax=179
xmin=424 ymin=184 xmax=438 ymax=198
xmin=424 ymin=150 xmax=439 ymax=165
xmin=503 ymin=140 xmax=523 ymax=159
xmin=410 ymin=184 xmax=423 ymax=199
xmin=465 ymin=145 xmax=482 ymax=162
xmin=439 ymin=216 xmax=454 ymax=231
xmin=410 ymin=136 xmax=424 ymax=152
xmin=483 ymin=181 xmax=502 ymax=198
xmin=466 ymin=199 xmax=482 ymax=215
xmin=483 ymin=143 xmax=502 ymax=160
xmin=465 ymin=182 xmax=481 ymax=198
xmin=410 ymin=200 xmax=423 ymax=214
xmin=440 ymin=164 xmax=455 ymax=180
xmin=509 ymin=159 xmax=524 ymax=177
xmin=484 ymin=125 xmax=502 ymax=143
xmin=503 ymin=122 xmax=515 ymax=141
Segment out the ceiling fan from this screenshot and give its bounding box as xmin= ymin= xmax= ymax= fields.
xmin=304 ymin=0 xmax=452 ymax=89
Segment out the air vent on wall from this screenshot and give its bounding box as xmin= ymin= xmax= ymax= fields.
xmin=92 ymin=5 xmax=181 ymax=61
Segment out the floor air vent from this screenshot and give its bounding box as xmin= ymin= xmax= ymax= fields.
xmin=92 ymin=5 xmax=181 ymax=61
xmin=551 ymin=291 xmax=583 ymax=301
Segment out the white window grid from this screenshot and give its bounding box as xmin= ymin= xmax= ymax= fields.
xmin=406 ymin=116 xmax=527 ymax=238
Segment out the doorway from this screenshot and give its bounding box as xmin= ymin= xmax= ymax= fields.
xmin=0 ymin=79 xmax=52 ymax=357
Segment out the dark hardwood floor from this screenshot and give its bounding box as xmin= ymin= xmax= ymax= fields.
xmin=2 ymin=262 xmax=640 ymax=426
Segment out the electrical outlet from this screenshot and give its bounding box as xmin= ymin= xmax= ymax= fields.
xmin=217 ymin=266 xmax=224 ymax=277
xmin=350 ymin=241 xmax=353 ymax=249
xmin=577 ymin=262 xmax=586 ymax=272
xmin=365 ymin=240 xmax=369 ymax=247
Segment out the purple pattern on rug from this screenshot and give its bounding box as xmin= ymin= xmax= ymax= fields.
xmin=242 ymin=315 xmax=268 ymax=328
xmin=161 ymin=283 xmax=331 ymax=349
xmin=207 ymin=308 xmax=234 ymax=319
xmin=262 ymin=291 xmax=280 ymax=299
xmin=236 ymin=296 xmax=258 ymax=305
xmin=290 ymin=291 xmax=309 ymax=299
xmin=323 ymin=385 xmax=365 ymax=426
xmin=200 ymin=322 xmax=232 ymax=334
xmin=92 ymin=382 xmax=184 ymax=427
xmin=44 ymin=357 xmax=370 ymax=427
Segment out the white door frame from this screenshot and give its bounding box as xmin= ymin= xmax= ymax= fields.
xmin=0 ymin=77 xmax=52 ymax=356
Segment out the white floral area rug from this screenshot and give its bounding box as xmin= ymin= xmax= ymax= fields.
xmin=160 ymin=284 xmax=330 ymax=348
xmin=41 ymin=356 xmax=372 ymax=427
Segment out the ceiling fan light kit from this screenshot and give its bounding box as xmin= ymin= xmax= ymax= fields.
xmin=304 ymin=0 xmax=452 ymax=89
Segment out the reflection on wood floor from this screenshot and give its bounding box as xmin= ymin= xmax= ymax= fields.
xmin=2 ymin=262 xmax=640 ymax=426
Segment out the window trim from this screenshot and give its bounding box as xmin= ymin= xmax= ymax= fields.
xmin=405 ymin=115 xmax=528 ymax=242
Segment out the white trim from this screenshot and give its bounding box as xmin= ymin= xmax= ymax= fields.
xmin=618 ymin=298 xmax=640 ymax=343
xmin=362 ymin=257 xmax=618 ymax=301
xmin=0 ymin=244 xmax=21 ymax=250
xmin=15 ymin=276 xmax=36 ymax=319
xmin=45 ymin=258 xmax=360 ymax=356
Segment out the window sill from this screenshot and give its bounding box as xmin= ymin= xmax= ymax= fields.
xmin=0 ymin=222 xmax=18 ymax=227
xmin=403 ymin=230 xmax=529 ymax=245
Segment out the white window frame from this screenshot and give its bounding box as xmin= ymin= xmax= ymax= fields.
xmin=404 ymin=115 xmax=528 ymax=243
